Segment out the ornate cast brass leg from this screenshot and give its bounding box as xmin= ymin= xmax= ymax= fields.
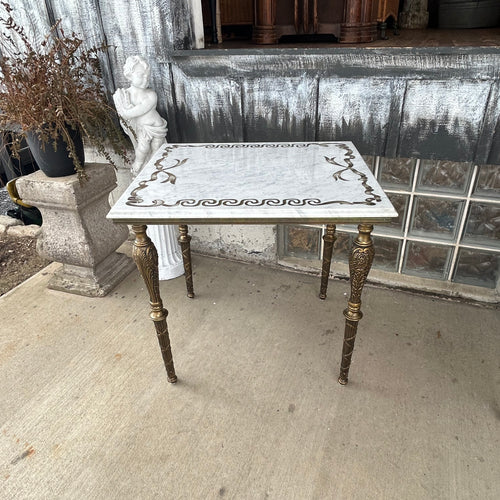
xmin=178 ymin=224 xmax=195 ymax=298
xmin=338 ymin=224 xmax=374 ymax=385
xmin=319 ymin=224 xmax=337 ymax=300
xmin=132 ymin=225 xmax=177 ymax=383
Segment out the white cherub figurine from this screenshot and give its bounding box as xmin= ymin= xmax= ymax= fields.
xmin=112 ymin=55 xmax=184 ymax=281
xmin=113 ymin=55 xmax=168 ymax=175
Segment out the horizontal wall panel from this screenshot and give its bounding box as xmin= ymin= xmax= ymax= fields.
xmin=398 ymin=80 xmax=492 ymax=161
xmin=242 ymin=77 xmax=318 ymax=142
xmin=170 ymin=66 xmax=243 ymax=142
xmin=169 ymin=50 xmax=500 ymax=163
xmin=171 ymin=49 xmax=500 ymax=80
xmin=475 ymin=82 xmax=500 ymax=165
xmin=317 ymin=78 xmax=396 ymax=154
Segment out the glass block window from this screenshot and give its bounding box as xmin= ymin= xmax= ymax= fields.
xmin=403 ymin=241 xmax=451 ymax=280
xmin=372 ymin=236 xmax=400 ymax=272
xmin=279 ymin=158 xmax=500 ymax=290
xmin=280 ymin=225 xmax=322 ymax=260
xmin=385 ymin=193 xmax=408 ymax=235
xmin=453 ymin=248 xmax=499 ymax=289
xmin=332 ymin=232 xmax=352 ymax=262
xmin=462 ymin=202 xmax=500 ymax=246
xmin=378 ymin=157 xmax=416 ymax=189
xmin=474 ymin=165 xmax=500 ymax=199
xmin=362 ymin=155 xmax=375 ymax=172
xmin=409 ymin=197 xmax=463 ymax=241
xmin=418 ymin=160 xmax=471 ymax=194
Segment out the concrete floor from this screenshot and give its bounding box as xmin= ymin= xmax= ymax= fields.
xmin=0 ymin=252 xmax=499 ymax=499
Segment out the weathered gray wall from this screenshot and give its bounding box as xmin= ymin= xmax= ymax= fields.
xmin=166 ymin=48 xmax=500 ymax=164
xmin=4 ymin=0 xmax=500 ymax=164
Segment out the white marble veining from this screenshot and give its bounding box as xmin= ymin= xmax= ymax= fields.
xmin=108 ymin=142 xmax=398 ymax=224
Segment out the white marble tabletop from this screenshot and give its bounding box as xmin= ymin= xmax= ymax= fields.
xmin=107 ymin=142 xmax=398 ymax=224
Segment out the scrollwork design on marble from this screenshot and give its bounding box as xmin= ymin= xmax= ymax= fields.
xmin=203 ymin=143 xmax=328 ymax=149
xmin=324 ymin=144 xmax=381 ymax=205
xmin=127 ymin=145 xmax=182 ymax=206
xmin=130 ymin=197 xmax=374 ymax=208
xmin=126 ymin=143 xmax=382 ymax=208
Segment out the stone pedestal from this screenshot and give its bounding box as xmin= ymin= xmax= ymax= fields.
xmin=16 ymin=163 xmax=135 ymax=297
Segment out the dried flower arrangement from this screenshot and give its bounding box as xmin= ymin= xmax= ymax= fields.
xmin=0 ymin=2 xmax=129 ymax=180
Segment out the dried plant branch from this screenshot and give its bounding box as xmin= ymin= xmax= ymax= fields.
xmin=0 ymin=2 xmax=129 ymax=179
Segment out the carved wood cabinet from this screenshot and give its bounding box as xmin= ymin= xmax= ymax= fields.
xmin=204 ymin=0 xmax=398 ymax=44
xmin=375 ymin=0 xmax=399 ymax=23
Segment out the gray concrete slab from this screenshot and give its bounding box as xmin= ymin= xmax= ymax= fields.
xmin=0 ymin=251 xmax=499 ymax=499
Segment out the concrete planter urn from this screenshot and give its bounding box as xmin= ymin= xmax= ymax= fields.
xmin=16 ymin=163 xmax=136 ymax=297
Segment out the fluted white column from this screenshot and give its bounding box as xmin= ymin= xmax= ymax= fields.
xmin=147 ymin=224 xmax=184 ymax=280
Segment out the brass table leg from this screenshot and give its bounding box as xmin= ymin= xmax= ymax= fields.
xmin=132 ymin=225 xmax=177 ymax=383
xmin=319 ymin=224 xmax=337 ymax=300
xmin=338 ymin=224 xmax=374 ymax=385
xmin=178 ymin=224 xmax=195 ymax=298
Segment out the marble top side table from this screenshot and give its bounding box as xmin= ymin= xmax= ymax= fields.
xmin=108 ymin=142 xmax=398 ymax=386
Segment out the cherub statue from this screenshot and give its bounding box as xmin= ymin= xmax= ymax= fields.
xmin=113 ymin=55 xmax=184 ymax=281
xmin=113 ymin=55 xmax=168 ymax=175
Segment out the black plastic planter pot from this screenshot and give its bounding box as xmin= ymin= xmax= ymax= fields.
xmin=25 ymin=125 xmax=85 ymax=178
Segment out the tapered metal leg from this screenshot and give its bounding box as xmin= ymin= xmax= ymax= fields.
xmin=338 ymin=224 xmax=374 ymax=385
xmin=131 ymin=225 xmax=177 ymax=383
xmin=319 ymin=224 xmax=337 ymax=300
xmin=178 ymin=224 xmax=195 ymax=298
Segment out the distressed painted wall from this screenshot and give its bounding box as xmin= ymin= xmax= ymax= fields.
xmin=4 ymin=1 xmax=500 ymax=165
xmin=166 ymin=49 xmax=500 ymax=165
